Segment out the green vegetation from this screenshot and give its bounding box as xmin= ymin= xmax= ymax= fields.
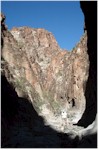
xmin=45 ymin=92 xmax=60 ymax=114
xmin=15 ymin=77 xmax=26 ymax=91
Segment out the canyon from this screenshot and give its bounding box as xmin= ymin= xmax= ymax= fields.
xmin=1 ymin=1 xmax=97 ymax=148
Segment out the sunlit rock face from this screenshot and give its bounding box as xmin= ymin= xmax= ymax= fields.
xmin=1 ymin=13 xmax=89 ymax=131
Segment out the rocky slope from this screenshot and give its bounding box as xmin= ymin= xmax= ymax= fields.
xmin=1 ymin=12 xmax=89 ymax=133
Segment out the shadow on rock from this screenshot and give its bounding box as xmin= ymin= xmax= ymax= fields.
xmin=1 ymin=75 xmax=80 ymax=148
xmin=77 ymin=1 xmax=97 ymax=128
xmin=77 ymin=133 xmax=97 ymax=148
xmin=1 ymin=61 xmax=97 ymax=148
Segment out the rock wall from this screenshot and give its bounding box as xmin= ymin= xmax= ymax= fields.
xmin=78 ymin=1 xmax=97 ymax=127
xmin=1 ymin=1 xmax=97 ymax=148
xmin=1 ymin=13 xmax=89 ymax=126
xmin=75 ymin=1 xmax=97 ymax=148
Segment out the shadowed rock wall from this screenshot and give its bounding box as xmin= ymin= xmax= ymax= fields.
xmin=78 ymin=1 xmax=97 ymax=127
xmin=1 ymin=1 xmax=97 ymax=148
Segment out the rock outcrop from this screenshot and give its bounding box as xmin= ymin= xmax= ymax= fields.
xmin=1 ymin=15 xmax=89 ymax=129
xmin=1 ymin=12 xmax=89 ymax=131
xmin=2 ymin=2 xmax=97 ymax=146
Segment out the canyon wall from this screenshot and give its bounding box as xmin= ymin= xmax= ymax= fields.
xmin=78 ymin=1 xmax=97 ymax=127
xmin=1 ymin=1 xmax=97 ymax=147
xmin=1 ymin=13 xmax=89 ymax=126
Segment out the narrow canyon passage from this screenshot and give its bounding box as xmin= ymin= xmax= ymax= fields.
xmin=1 ymin=1 xmax=97 ymax=148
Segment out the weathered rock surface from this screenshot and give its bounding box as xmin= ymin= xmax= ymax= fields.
xmin=2 ymin=5 xmax=97 ymax=147
xmin=1 ymin=13 xmax=89 ymax=132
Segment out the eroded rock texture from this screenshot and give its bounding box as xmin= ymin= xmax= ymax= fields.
xmin=1 ymin=1 xmax=97 ymax=147
xmin=1 ymin=14 xmax=89 ymax=128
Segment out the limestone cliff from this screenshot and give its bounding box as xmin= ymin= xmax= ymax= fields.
xmin=1 ymin=13 xmax=89 ymax=130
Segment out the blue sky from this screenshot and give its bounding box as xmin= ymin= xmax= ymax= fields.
xmin=1 ymin=1 xmax=84 ymax=51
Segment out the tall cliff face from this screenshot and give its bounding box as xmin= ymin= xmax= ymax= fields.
xmin=1 ymin=13 xmax=89 ymax=130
